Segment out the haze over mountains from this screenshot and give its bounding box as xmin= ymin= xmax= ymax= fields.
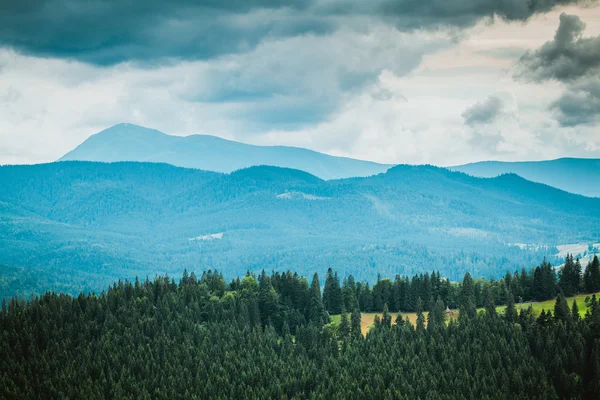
xmin=59 ymin=123 xmax=391 ymax=180
xmin=60 ymin=123 xmax=600 ymax=198
xmin=1 ymin=161 xmax=599 ymax=298
xmin=451 ymin=158 xmax=600 ymax=198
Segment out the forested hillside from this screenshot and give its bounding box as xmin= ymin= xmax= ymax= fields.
xmin=1 ymin=161 xmax=599 ymax=298
xmin=2 ymin=258 xmax=600 ymax=399
xmin=451 ymin=158 xmax=600 ymax=198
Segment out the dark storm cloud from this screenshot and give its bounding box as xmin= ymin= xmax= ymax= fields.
xmin=462 ymin=95 xmax=507 ymax=125
xmin=0 ymin=0 xmax=328 ymax=65
xmin=516 ymin=13 xmax=600 ymax=82
xmin=513 ymin=12 xmax=600 ymax=126
xmin=0 ymin=0 xmax=593 ymax=65
xmin=550 ymin=78 xmax=600 ymax=126
xmin=378 ymin=0 xmax=595 ymax=29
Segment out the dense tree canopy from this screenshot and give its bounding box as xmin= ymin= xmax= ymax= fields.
xmin=2 ymin=256 xmax=600 ymax=399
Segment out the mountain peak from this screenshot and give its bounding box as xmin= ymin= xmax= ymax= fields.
xmin=93 ymin=123 xmax=166 ymax=139
xmin=59 ymin=124 xmax=392 ymax=180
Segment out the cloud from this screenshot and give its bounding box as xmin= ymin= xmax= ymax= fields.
xmin=513 ymin=12 xmax=600 ymax=126
xmin=169 ymin=26 xmax=450 ymax=129
xmin=0 ymin=0 xmax=592 ymax=65
xmin=2 ymin=4 xmax=600 ymax=166
xmin=516 ymin=12 xmax=600 ymax=82
xmin=550 ymin=77 xmax=600 ymax=126
xmin=462 ymin=93 xmax=515 ymax=125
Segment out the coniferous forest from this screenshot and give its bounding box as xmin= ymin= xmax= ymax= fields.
xmin=2 ymin=256 xmax=600 ymax=399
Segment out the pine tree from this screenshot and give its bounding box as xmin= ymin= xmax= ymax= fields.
xmin=585 ymin=261 xmax=593 ymax=292
xmin=459 ymin=273 xmax=476 ymax=321
xmin=351 ymin=308 xmax=362 ymax=338
xmin=590 ymin=256 xmax=600 ymax=293
xmin=342 ymin=275 xmax=357 ymax=312
xmin=415 ymin=297 xmax=425 ymax=332
xmin=395 ymin=312 xmax=404 ymax=326
xmin=381 ymin=303 xmax=392 ymax=328
xmin=323 ymin=268 xmax=334 ymax=313
xmin=571 ymin=299 xmax=580 ymax=321
xmin=554 ymin=293 xmax=571 ymax=323
xmin=258 ymin=270 xmax=279 ymax=325
xmin=504 ymin=290 xmax=517 ymax=323
xmin=339 ymin=307 xmax=350 ymax=339
xmin=485 ymin=294 xmax=497 ymax=318
xmin=559 ymin=254 xmax=581 ymax=297
xmin=308 ymin=273 xmax=327 ymax=325
xmin=373 ymin=314 xmax=381 ymax=329
xmin=427 ymin=298 xmax=446 ymax=330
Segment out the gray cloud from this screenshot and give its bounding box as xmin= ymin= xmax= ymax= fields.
xmin=462 ymin=94 xmax=510 ymax=125
xmin=514 ymin=12 xmax=600 ymax=126
xmin=379 ymin=0 xmax=595 ymax=29
xmin=0 ymin=0 xmax=592 ymax=66
xmin=516 ymin=12 xmax=600 ymax=82
xmin=550 ymin=77 xmax=600 ymax=126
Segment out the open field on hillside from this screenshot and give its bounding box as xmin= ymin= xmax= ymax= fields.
xmin=331 ymin=292 xmax=600 ymax=336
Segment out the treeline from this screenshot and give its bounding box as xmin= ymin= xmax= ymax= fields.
xmin=1 ymin=256 xmax=600 ymax=398
xmin=322 ymin=255 xmax=600 ymax=314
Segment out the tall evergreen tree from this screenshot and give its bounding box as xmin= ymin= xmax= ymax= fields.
xmin=308 ymin=273 xmax=327 ymax=325
xmin=571 ymin=299 xmax=580 ymax=321
xmin=427 ymin=298 xmax=446 ymax=330
xmin=459 ymin=273 xmax=476 ymax=320
xmin=258 ymin=270 xmax=279 ymax=325
xmin=504 ymin=290 xmax=517 ymax=323
xmin=351 ymin=308 xmax=361 ymax=338
xmin=339 ymin=307 xmax=350 ymax=339
xmin=559 ymin=254 xmax=581 ymax=297
xmin=323 ymin=268 xmax=343 ymax=314
xmin=584 ymin=255 xmax=600 ymax=293
xmin=554 ymin=292 xmax=571 ymax=323
xmin=381 ymin=303 xmax=392 ymax=328
xmin=485 ymin=294 xmax=497 ymax=318
xmin=415 ymin=297 xmax=425 ymax=332
xmin=342 ymin=275 xmax=358 ymax=312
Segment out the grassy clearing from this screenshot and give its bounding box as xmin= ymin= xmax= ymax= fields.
xmin=331 ymin=292 xmax=600 ymax=336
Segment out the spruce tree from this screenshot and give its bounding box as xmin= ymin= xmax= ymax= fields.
xmin=571 ymin=299 xmax=580 ymax=321
xmin=415 ymin=297 xmax=425 ymax=332
xmin=554 ymin=293 xmax=571 ymax=323
xmin=504 ymin=290 xmax=517 ymax=323
xmin=308 ymin=273 xmax=327 ymax=325
xmin=591 ymin=256 xmax=600 ymax=293
xmin=395 ymin=312 xmax=404 ymax=326
xmin=428 ymin=298 xmax=446 ymax=330
xmin=351 ymin=308 xmax=362 ymax=338
xmin=584 ymin=260 xmax=594 ymax=293
xmin=342 ymin=275 xmax=357 ymax=312
xmin=485 ymin=294 xmax=497 ymax=318
xmin=559 ymin=254 xmax=581 ymax=297
xmin=339 ymin=307 xmax=350 ymax=339
xmin=381 ymin=303 xmax=392 ymax=328
xmin=459 ymin=273 xmax=476 ymax=320
xmin=323 ymin=268 xmax=335 ymax=313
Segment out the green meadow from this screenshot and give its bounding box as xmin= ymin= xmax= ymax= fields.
xmin=331 ymin=292 xmax=600 ymax=336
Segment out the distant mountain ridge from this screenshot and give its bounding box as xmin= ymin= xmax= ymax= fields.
xmin=59 ymin=123 xmax=392 ymax=180
xmin=450 ymin=158 xmax=600 ymax=198
xmin=1 ymin=161 xmax=599 ymax=298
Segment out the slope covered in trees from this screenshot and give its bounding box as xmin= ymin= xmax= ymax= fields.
xmin=451 ymin=158 xmax=600 ymax=198
xmin=2 ymin=258 xmax=600 ymax=399
xmin=1 ymin=161 xmax=599 ymax=298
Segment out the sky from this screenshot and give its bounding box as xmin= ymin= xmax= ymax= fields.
xmin=1 ymin=0 xmax=600 ymax=166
